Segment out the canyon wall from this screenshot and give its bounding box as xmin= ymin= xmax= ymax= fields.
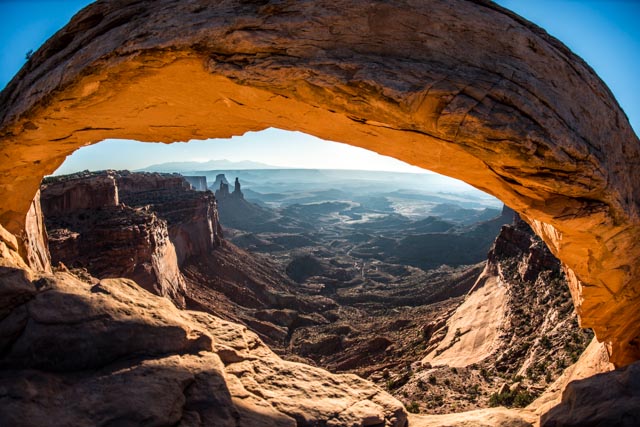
xmin=0 ymin=0 xmax=638 ymax=365
xmin=399 ymin=213 xmax=594 ymax=413
xmin=116 ymin=171 xmax=223 ymax=265
xmin=41 ymin=171 xmax=224 ymax=306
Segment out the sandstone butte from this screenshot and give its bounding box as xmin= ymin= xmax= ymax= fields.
xmin=0 ymin=0 xmax=638 ymax=395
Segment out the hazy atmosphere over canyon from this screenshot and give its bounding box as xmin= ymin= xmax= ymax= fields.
xmin=0 ymin=1 xmax=639 ymax=426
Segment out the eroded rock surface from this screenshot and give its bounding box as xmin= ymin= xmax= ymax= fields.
xmin=41 ymin=170 xmax=225 ymax=306
xmin=22 ymin=190 xmax=51 ymax=273
xmin=409 ymin=408 xmax=535 ymax=427
xmin=115 ymin=170 xmax=224 ymax=264
xmin=389 ymin=214 xmax=593 ymax=414
xmin=0 ymin=266 xmax=407 ymax=427
xmin=540 ymin=361 xmax=640 ymax=427
xmin=0 ymin=0 xmax=638 ymax=365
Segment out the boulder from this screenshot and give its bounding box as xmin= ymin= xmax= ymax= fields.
xmin=0 ymin=267 xmax=407 ymax=426
xmin=541 ymin=361 xmax=640 ymax=427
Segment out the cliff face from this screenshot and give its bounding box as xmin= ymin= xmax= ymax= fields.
xmin=46 ymin=204 xmax=186 ymax=305
xmin=41 ymin=172 xmax=119 ymax=213
xmin=41 ymin=171 xmax=326 ymax=351
xmin=41 ymin=171 xmax=223 ymax=306
xmin=116 ymin=170 xmax=223 ymax=265
xmin=403 ymin=213 xmax=594 ymax=414
xmin=2 ymin=177 xmax=637 ymax=426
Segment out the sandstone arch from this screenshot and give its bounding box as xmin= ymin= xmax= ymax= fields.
xmin=0 ymin=0 xmax=638 ymax=366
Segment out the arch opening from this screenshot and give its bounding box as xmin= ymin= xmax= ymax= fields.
xmin=1 ymin=0 xmax=639 ymax=369
xmin=41 ymin=133 xmax=593 ymax=415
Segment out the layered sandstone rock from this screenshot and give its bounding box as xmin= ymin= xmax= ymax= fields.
xmin=46 ymin=204 xmax=186 ymax=305
xmin=540 ymin=360 xmax=640 ymax=427
xmin=41 ymin=171 xmax=224 ymax=306
xmin=0 ymin=265 xmax=407 ymax=427
xmin=41 ymin=171 xmax=119 ymax=213
xmin=422 ymin=214 xmax=591 ymax=374
xmin=0 ymin=0 xmax=638 ymax=365
xmin=41 ymin=170 xmax=331 ymax=350
xmin=115 ymin=170 xmax=223 ymax=265
xmin=22 ymin=190 xmax=51 ymax=273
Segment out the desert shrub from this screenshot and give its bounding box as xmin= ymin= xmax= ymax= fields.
xmin=406 ymin=401 xmax=420 ymax=414
xmin=489 ymin=389 xmax=535 ymax=408
xmin=480 ymin=367 xmax=490 ymax=379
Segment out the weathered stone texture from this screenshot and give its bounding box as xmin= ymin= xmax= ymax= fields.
xmin=0 ymin=0 xmax=638 ymax=365
xmin=0 ymin=269 xmax=407 ymax=427
xmin=41 ymin=170 xmax=224 ymax=306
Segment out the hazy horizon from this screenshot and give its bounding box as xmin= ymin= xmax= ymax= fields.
xmin=52 ymin=129 xmax=433 ymax=176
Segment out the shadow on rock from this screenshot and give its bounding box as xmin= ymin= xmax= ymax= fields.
xmin=541 ymin=361 xmax=640 ymax=427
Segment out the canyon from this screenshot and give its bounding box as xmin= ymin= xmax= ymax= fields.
xmin=0 ymin=0 xmax=639 ymax=367
xmin=1 ymin=0 xmax=640 ymax=425
xmin=0 ymin=169 xmax=631 ymax=425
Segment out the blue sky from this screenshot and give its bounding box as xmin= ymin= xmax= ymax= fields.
xmin=1 ymin=1 xmax=638 ymax=174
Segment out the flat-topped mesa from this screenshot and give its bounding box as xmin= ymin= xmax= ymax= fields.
xmin=41 ymin=171 xmax=224 ymax=306
xmin=115 ymin=170 xmax=192 ymax=195
xmin=41 ymin=171 xmax=119 ymax=214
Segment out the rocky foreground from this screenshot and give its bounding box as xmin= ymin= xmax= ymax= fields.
xmin=0 ymin=264 xmax=407 ymax=426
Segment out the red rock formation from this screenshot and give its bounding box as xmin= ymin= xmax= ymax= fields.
xmin=41 ymin=171 xmax=119 ymax=214
xmin=411 ymin=213 xmax=593 ymax=414
xmin=0 ymin=270 xmax=407 ymax=426
xmin=46 ymin=204 xmax=186 ymax=306
xmin=0 ymin=0 xmax=637 ymax=365
xmin=116 ymin=170 xmax=223 ymax=265
xmin=115 ymin=170 xmax=191 ymax=195
xmin=540 ymin=361 xmax=640 ymax=427
xmin=21 ymin=190 xmax=51 ymax=273
xmin=41 ymin=171 xmax=225 ymax=306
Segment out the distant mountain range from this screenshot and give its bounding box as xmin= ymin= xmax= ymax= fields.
xmin=140 ymin=159 xmax=283 ymax=172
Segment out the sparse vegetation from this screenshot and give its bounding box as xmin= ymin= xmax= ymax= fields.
xmin=488 ymin=389 xmax=535 ymax=408
xmin=406 ymin=401 xmax=420 ymax=414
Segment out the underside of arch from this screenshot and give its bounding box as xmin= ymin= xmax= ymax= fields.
xmin=0 ymin=0 xmax=639 ymax=366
